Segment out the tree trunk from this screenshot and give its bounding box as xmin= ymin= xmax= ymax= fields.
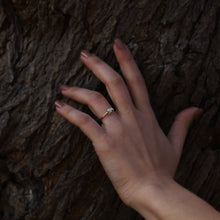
xmin=0 ymin=0 xmax=219 ymax=219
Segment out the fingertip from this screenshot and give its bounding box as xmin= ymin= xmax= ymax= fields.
xmin=114 ymin=38 xmax=126 ymax=50
xmin=80 ymin=50 xmax=91 ymax=59
xmin=55 ymin=100 xmax=65 ymax=109
xmin=113 ymin=39 xmax=130 ymax=61
xmin=61 ymin=85 xmax=70 ymax=91
xmin=192 ymin=107 xmax=204 ymax=120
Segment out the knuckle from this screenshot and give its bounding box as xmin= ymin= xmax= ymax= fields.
xmin=90 ymin=91 xmax=104 ymax=102
xmin=125 ymin=54 xmax=134 ymax=62
xmin=132 ymin=75 xmax=142 ymax=83
xmin=91 ymin=56 xmax=103 ymax=66
xmin=64 ymin=106 xmax=73 ymax=116
xmin=78 ymin=113 xmax=91 ymax=125
xmin=68 ymin=86 xmax=77 ymax=93
xmin=108 ymin=75 xmax=123 ymax=87
xmin=124 ymin=106 xmax=136 ymax=117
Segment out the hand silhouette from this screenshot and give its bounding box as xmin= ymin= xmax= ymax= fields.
xmin=55 ymin=39 xmax=204 ymax=216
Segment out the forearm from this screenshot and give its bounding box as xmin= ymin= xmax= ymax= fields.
xmin=132 ymin=178 xmax=220 ymax=220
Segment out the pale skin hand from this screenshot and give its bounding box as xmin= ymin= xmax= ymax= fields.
xmin=55 ymin=39 xmax=220 ymax=219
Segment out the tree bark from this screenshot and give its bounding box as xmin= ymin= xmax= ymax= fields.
xmin=0 ymin=0 xmax=219 ymax=219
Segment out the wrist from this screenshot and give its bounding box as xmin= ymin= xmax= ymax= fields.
xmin=129 ymin=177 xmax=220 ymax=220
xmin=130 ymin=176 xmax=176 ymax=219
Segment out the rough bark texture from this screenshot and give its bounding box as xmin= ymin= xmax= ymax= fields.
xmin=0 ymin=0 xmax=219 ymax=219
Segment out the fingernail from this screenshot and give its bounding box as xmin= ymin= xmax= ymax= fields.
xmin=114 ymin=38 xmax=126 ymax=50
xmin=55 ymin=100 xmax=65 ymax=108
xmin=80 ymin=50 xmax=91 ymax=58
xmin=61 ymin=85 xmax=70 ymax=91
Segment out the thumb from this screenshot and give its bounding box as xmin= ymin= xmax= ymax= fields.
xmin=168 ymin=107 xmax=203 ymax=158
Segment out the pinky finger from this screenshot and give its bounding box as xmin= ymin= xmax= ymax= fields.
xmin=55 ymin=100 xmax=105 ymax=142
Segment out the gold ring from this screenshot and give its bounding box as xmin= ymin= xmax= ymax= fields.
xmin=100 ymin=107 xmax=114 ymax=120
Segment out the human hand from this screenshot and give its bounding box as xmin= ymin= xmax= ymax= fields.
xmin=55 ymin=39 xmax=202 ymax=208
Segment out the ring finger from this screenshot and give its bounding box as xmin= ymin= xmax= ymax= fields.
xmin=61 ymin=85 xmax=116 ymax=122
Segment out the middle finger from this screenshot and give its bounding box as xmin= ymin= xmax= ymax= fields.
xmin=80 ymin=50 xmax=134 ymax=114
